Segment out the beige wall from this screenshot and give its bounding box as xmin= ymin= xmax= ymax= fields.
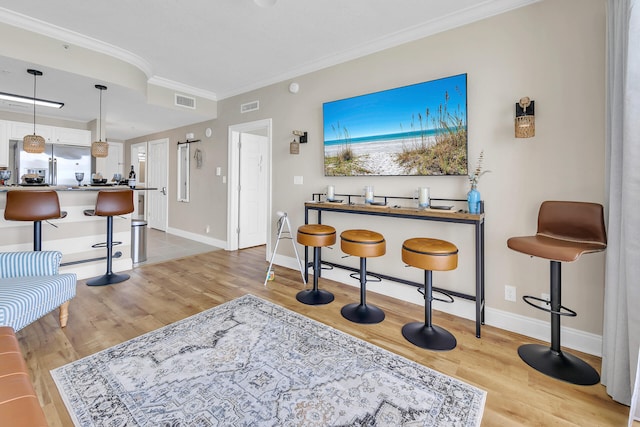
xmin=128 ymin=0 xmax=607 ymax=337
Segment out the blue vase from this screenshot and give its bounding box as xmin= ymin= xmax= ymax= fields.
xmin=467 ymin=187 xmax=481 ymax=214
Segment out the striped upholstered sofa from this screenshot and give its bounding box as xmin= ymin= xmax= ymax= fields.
xmin=0 ymin=251 xmax=76 ymax=331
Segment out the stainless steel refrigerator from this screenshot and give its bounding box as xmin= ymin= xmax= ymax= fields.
xmin=12 ymin=141 xmax=92 ymax=186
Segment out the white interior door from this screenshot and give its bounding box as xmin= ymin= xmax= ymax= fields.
xmin=238 ymin=132 xmax=268 ymax=248
xmin=227 ymin=119 xmax=272 ymax=255
xmin=147 ymin=138 xmax=168 ymax=231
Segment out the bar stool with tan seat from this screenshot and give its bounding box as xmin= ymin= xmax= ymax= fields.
xmin=340 ymin=229 xmax=386 ymax=324
xmin=507 ymin=200 xmax=606 ymax=385
xmin=4 ymin=190 xmax=66 ymax=251
xmin=296 ymin=224 xmax=336 ymax=305
xmin=401 ymin=238 xmax=458 ymax=351
xmin=84 ymin=189 xmax=134 ymax=286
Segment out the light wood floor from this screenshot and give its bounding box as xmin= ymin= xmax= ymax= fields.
xmin=16 ymin=247 xmax=629 ymax=426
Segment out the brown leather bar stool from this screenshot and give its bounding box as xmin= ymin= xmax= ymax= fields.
xmin=296 ymin=224 xmax=336 ymax=305
xmin=84 ymin=189 xmax=134 ymax=286
xmin=507 ymin=200 xmax=606 ymax=385
xmin=340 ymin=229 xmax=386 ymax=324
xmin=4 ymin=190 xmax=66 ymax=251
xmin=401 ymin=238 xmax=458 ymax=351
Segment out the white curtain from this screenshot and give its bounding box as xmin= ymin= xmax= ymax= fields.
xmin=602 ymin=0 xmax=640 ymax=406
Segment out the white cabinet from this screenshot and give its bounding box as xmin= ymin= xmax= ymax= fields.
xmin=8 ymin=121 xmax=90 ymax=146
xmin=0 ymin=120 xmax=8 ymax=167
xmin=10 ymin=122 xmax=53 ymax=142
xmin=53 ymin=127 xmax=91 ymax=146
xmin=94 ymin=141 xmax=124 ymax=180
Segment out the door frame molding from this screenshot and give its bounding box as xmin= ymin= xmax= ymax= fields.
xmin=227 ymin=119 xmax=272 ymax=256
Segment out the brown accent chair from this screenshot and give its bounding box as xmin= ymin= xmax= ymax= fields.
xmin=507 ymin=201 xmax=606 ymax=385
xmin=0 ymin=327 xmax=49 ymax=426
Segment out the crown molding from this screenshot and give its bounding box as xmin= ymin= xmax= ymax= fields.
xmin=148 ymin=76 xmax=218 ymax=102
xmin=217 ymin=0 xmax=541 ymax=99
xmin=0 ymin=7 xmax=153 ymax=77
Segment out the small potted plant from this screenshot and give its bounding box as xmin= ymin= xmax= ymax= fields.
xmin=467 ymin=150 xmax=490 ymax=214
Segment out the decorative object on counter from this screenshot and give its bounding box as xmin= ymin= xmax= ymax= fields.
xmin=467 ymin=150 xmax=489 ymax=214
xmin=112 ymin=173 xmax=122 ymax=183
xmin=417 ymin=186 xmax=430 ymax=208
xmin=23 ymin=69 xmax=46 ymax=154
xmin=128 ymin=165 xmax=136 ymax=189
xmin=326 ymin=184 xmax=335 ymax=201
xmin=515 ymin=96 xmax=535 ymax=138
xmin=22 ymin=174 xmax=44 ymax=185
xmin=91 ymin=173 xmax=107 ymax=185
xmin=75 ymin=172 xmax=84 ymax=186
xmin=91 ymin=84 xmax=109 ymax=158
xmin=0 ymin=170 xmax=10 ymax=185
xmin=363 ymin=185 xmax=374 ymax=203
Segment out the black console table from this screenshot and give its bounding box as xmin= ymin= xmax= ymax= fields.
xmin=304 ymin=194 xmax=485 ymax=338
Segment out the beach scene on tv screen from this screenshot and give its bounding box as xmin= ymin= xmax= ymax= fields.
xmin=323 ymin=73 xmax=467 ymax=176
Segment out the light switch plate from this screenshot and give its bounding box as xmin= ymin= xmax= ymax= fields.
xmin=294 ymin=176 xmax=303 ymax=185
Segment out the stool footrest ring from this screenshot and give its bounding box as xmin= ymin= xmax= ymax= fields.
xmin=91 ymin=241 xmax=123 ymax=249
xmin=522 ymin=295 xmax=577 ymax=317
xmin=349 ymin=271 xmax=382 ymax=283
xmin=418 ymin=287 xmax=454 ymax=304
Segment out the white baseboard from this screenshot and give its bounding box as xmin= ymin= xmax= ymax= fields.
xmin=270 ymin=254 xmax=603 ymax=357
xmin=166 ymin=227 xmax=226 ymax=249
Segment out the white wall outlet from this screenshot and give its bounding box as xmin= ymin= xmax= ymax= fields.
xmin=293 ymin=175 xmax=303 ymax=185
xmin=216 ymin=167 xmax=221 ymax=176
xmin=505 ymin=285 xmax=517 ymax=302
xmin=541 ymin=293 xmax=550 ymax=308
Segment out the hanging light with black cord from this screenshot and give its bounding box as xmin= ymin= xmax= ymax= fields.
xmin=22 ymin=69 xmax=46 ymax=154
xmin=91 ymin=84 xmax=109 ymax=158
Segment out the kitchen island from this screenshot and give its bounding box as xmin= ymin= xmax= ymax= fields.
xmin=0 ymin=185 xmax=157 ymax=280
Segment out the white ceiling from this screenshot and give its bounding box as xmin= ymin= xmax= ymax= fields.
xmin=0 ymin=0 xmax=537 ymax=140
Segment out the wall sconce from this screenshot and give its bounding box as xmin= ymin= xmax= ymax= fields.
xmin=290 ymin=130 xmax=307 ymax=154
xmin=515 ymin=97 xmax=535 ymax=138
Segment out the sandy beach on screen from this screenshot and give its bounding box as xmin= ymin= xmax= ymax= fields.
xmin=325 ymin=137 xmax=435 ymax=175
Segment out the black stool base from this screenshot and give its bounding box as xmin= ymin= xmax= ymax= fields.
xmin=341 ymin=303 xmax=385 ymax=324
xmin=402 ymin=322 xmax=457 ymax=351
xmin=86 ymin=273 xmax=130 ymax=286
xmin=518 ymin=343 xmax=600 ymax=385
xmin=296 ymin=289 xmax=334 ymax=305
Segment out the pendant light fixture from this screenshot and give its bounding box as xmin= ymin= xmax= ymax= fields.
xmin=91 ymin=84 xmax=109 ymax=158
xmin=22 ymin=69 xmax=46 ymax=154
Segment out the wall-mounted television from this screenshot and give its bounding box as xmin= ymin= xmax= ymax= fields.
xmin=323 ymin=73 xmax=467 ymax=176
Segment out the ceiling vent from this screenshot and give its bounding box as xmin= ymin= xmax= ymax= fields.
xmin=240 ymin=100 xmax=259 ymax=113
xmin=175 ymin=94 xmax=196 ymax=109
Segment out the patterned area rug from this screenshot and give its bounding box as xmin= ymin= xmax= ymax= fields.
xmin=52 ymin=294 xmax=486 ymax=426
